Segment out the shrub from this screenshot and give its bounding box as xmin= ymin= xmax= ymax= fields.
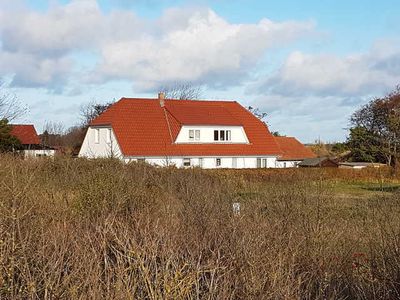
xmin=0 ymin=155 xmax=399 ymax=299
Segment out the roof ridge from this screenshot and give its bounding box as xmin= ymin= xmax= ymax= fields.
xmin=119 ymin=97 xmax=237 ymax=103
xmin=10 ymin=124 xmax=35 ymax=126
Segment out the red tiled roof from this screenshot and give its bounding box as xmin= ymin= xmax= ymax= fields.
xmin=274 ymin=136 xmax=316 ymax=161
xmin=166 ymin=101 xmax=242 ymax=125
xmin=91 ymin=98 xmax=281 ymax=157
xmin=10 ymin=125 xmax=41 ymax=145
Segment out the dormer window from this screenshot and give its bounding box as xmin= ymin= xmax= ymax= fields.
xmin=213 ymin=130 xmax=231 ymax=142
xmin=189 ymin=129 xmax=200 ymax=141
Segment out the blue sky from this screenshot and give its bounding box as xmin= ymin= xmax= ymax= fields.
xmin=1 ymin=0 xmax=400 ymax=142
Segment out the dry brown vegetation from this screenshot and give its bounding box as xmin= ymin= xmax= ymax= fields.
xmin=0 ymin=155 xmax=400 ymax=299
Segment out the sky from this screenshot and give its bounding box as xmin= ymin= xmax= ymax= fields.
xmin=1 ymin=0 xmax=400 ymax=142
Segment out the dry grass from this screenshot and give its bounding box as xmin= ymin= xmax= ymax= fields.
xmin=0 ymin=155 xmax=399 ymax=299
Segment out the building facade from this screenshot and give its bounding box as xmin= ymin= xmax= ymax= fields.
xmin=79 ymin=95 xmax=281 ymax=168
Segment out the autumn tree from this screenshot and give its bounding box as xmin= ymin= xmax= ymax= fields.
xmin=348 ymin=86 xmax=400 ymax=166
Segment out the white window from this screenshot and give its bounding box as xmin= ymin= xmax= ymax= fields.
xmin=232 ymin=157 xmax=237 ymax=168
xmin=189 ymin=130 xmax=194 ymax=141
xmin=262 ymin=159 xmax=268 ymax=168
xmin=195 ymin=130 xmax=200 ymax=141
xmin=106 ymin=128 xmax=111 ymax=143
xmin=220 ymin=130 xmax=225 ymax=141
xmin=226 ymin=130 xmax=231 ymax=141
xmin=214 ymin=130 xmax=231 ymax=142
xmin=216 ymin=158 xmax=221 ymax=167
xmin=183 ymin=158 xmax=191 ymax=167
xmin=94 ymin=128 xmax=100 ymax=144
xmin=199 ymin=158 xmax=203 ymax=167
xmin=256 ymin=158 xmax=262 ymax=168
xmin=214 ymin=130 xmax=219 ymax=141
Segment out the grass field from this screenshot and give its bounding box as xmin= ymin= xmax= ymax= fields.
xmin=0 ymin=155 xmax=399 ymax=299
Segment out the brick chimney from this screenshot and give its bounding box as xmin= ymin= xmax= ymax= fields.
xmin=158 ymin=92 xmax=165 ymax=107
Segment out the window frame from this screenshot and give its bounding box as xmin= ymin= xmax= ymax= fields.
xmin=195 ymin=130 xmax=200 ymax=141
xmin=216 ymin=158 xmax=222 ymax=167
xmin=262 ymin=159 xmax=268 ymax=168
xmin=189 ymin=130 xmax=194 ymax=141
xmin=220 ymin=130 xmax=225 ymax=141
xmin=256 ymin=158 xmax=262 ymax=168
xmin=106 ymin=128 xmax=111 ymax=143
xmin=183 ymin=158 xmax=191 ymax=167
xmin=198 ymin=157 xmax=203 ymax=167
xmin=214 ymin=130 xmax=219 ymax=141
xmin=94 ymin=128 xmax=100 ymax=144
xmin=226 ymin=130 xmax=231 ymax=141
xmin=213 ymin=130 xmax=232 ymax=142
xmin=232 ymin=157 xmax=237 ymax=168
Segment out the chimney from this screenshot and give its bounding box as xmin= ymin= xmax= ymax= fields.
xmin=158 ymin=92 xmax=165 ymax=107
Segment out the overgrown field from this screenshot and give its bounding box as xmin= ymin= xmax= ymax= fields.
xmin=0 ymin=155 xmax=399 ymax=299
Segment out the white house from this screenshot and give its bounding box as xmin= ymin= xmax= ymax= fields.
xmin=10 ymin=124 xmax=55 ymax=158
xmin=79 ymin=94 xmax=282 ymax=168
xmin=274 ymin=136 xmax=317 ymax=168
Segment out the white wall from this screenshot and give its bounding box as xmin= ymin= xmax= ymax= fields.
xmin=79 ymin=126 xmax=122 ymax=158
xmin=124 ymin=156 xmax=277 ymax=169
xmin=175 ymin=125 xmax=249 ymax=144
xmin=79 ymin=126 xmax=278 ymax=169
xmin=275 ymin=160 xmax=301 ymax=168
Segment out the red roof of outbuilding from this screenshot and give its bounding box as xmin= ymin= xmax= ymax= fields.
xmin=274 ymin=136 xmax=316 ymax=161
xmin=10 ymin=125 xmax=41 ymax=145
xmin=91 ymin=98 xmax=281 ymax=157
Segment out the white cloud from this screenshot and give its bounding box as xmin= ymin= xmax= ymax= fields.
xmin=0 ymin=0 xmax=315 ymax=91
xmin=253 ymin=40 xmax=400 ymax=98
xmin=93 ymin=9 xmax=315 ymax=90
xmin=248 ymin=93 xmax=355 ymax=142
xmin=245 ymin=41 xmax=400 ymax=141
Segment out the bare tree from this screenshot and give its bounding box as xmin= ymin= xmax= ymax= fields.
xmin=247 ymin=106 xmax=268 ymax=123
xmin=80 ymin=99 xmax=115 ymax=127
xmin=159 ymin=83 xmax=203 ymax=100
xmin=0 ymin=84 xmax=27 ymax=121
xmin=43 ymin=121 xmax=65 ymax=135
xmin=41 ymin=121 xmax=66 ymax=147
